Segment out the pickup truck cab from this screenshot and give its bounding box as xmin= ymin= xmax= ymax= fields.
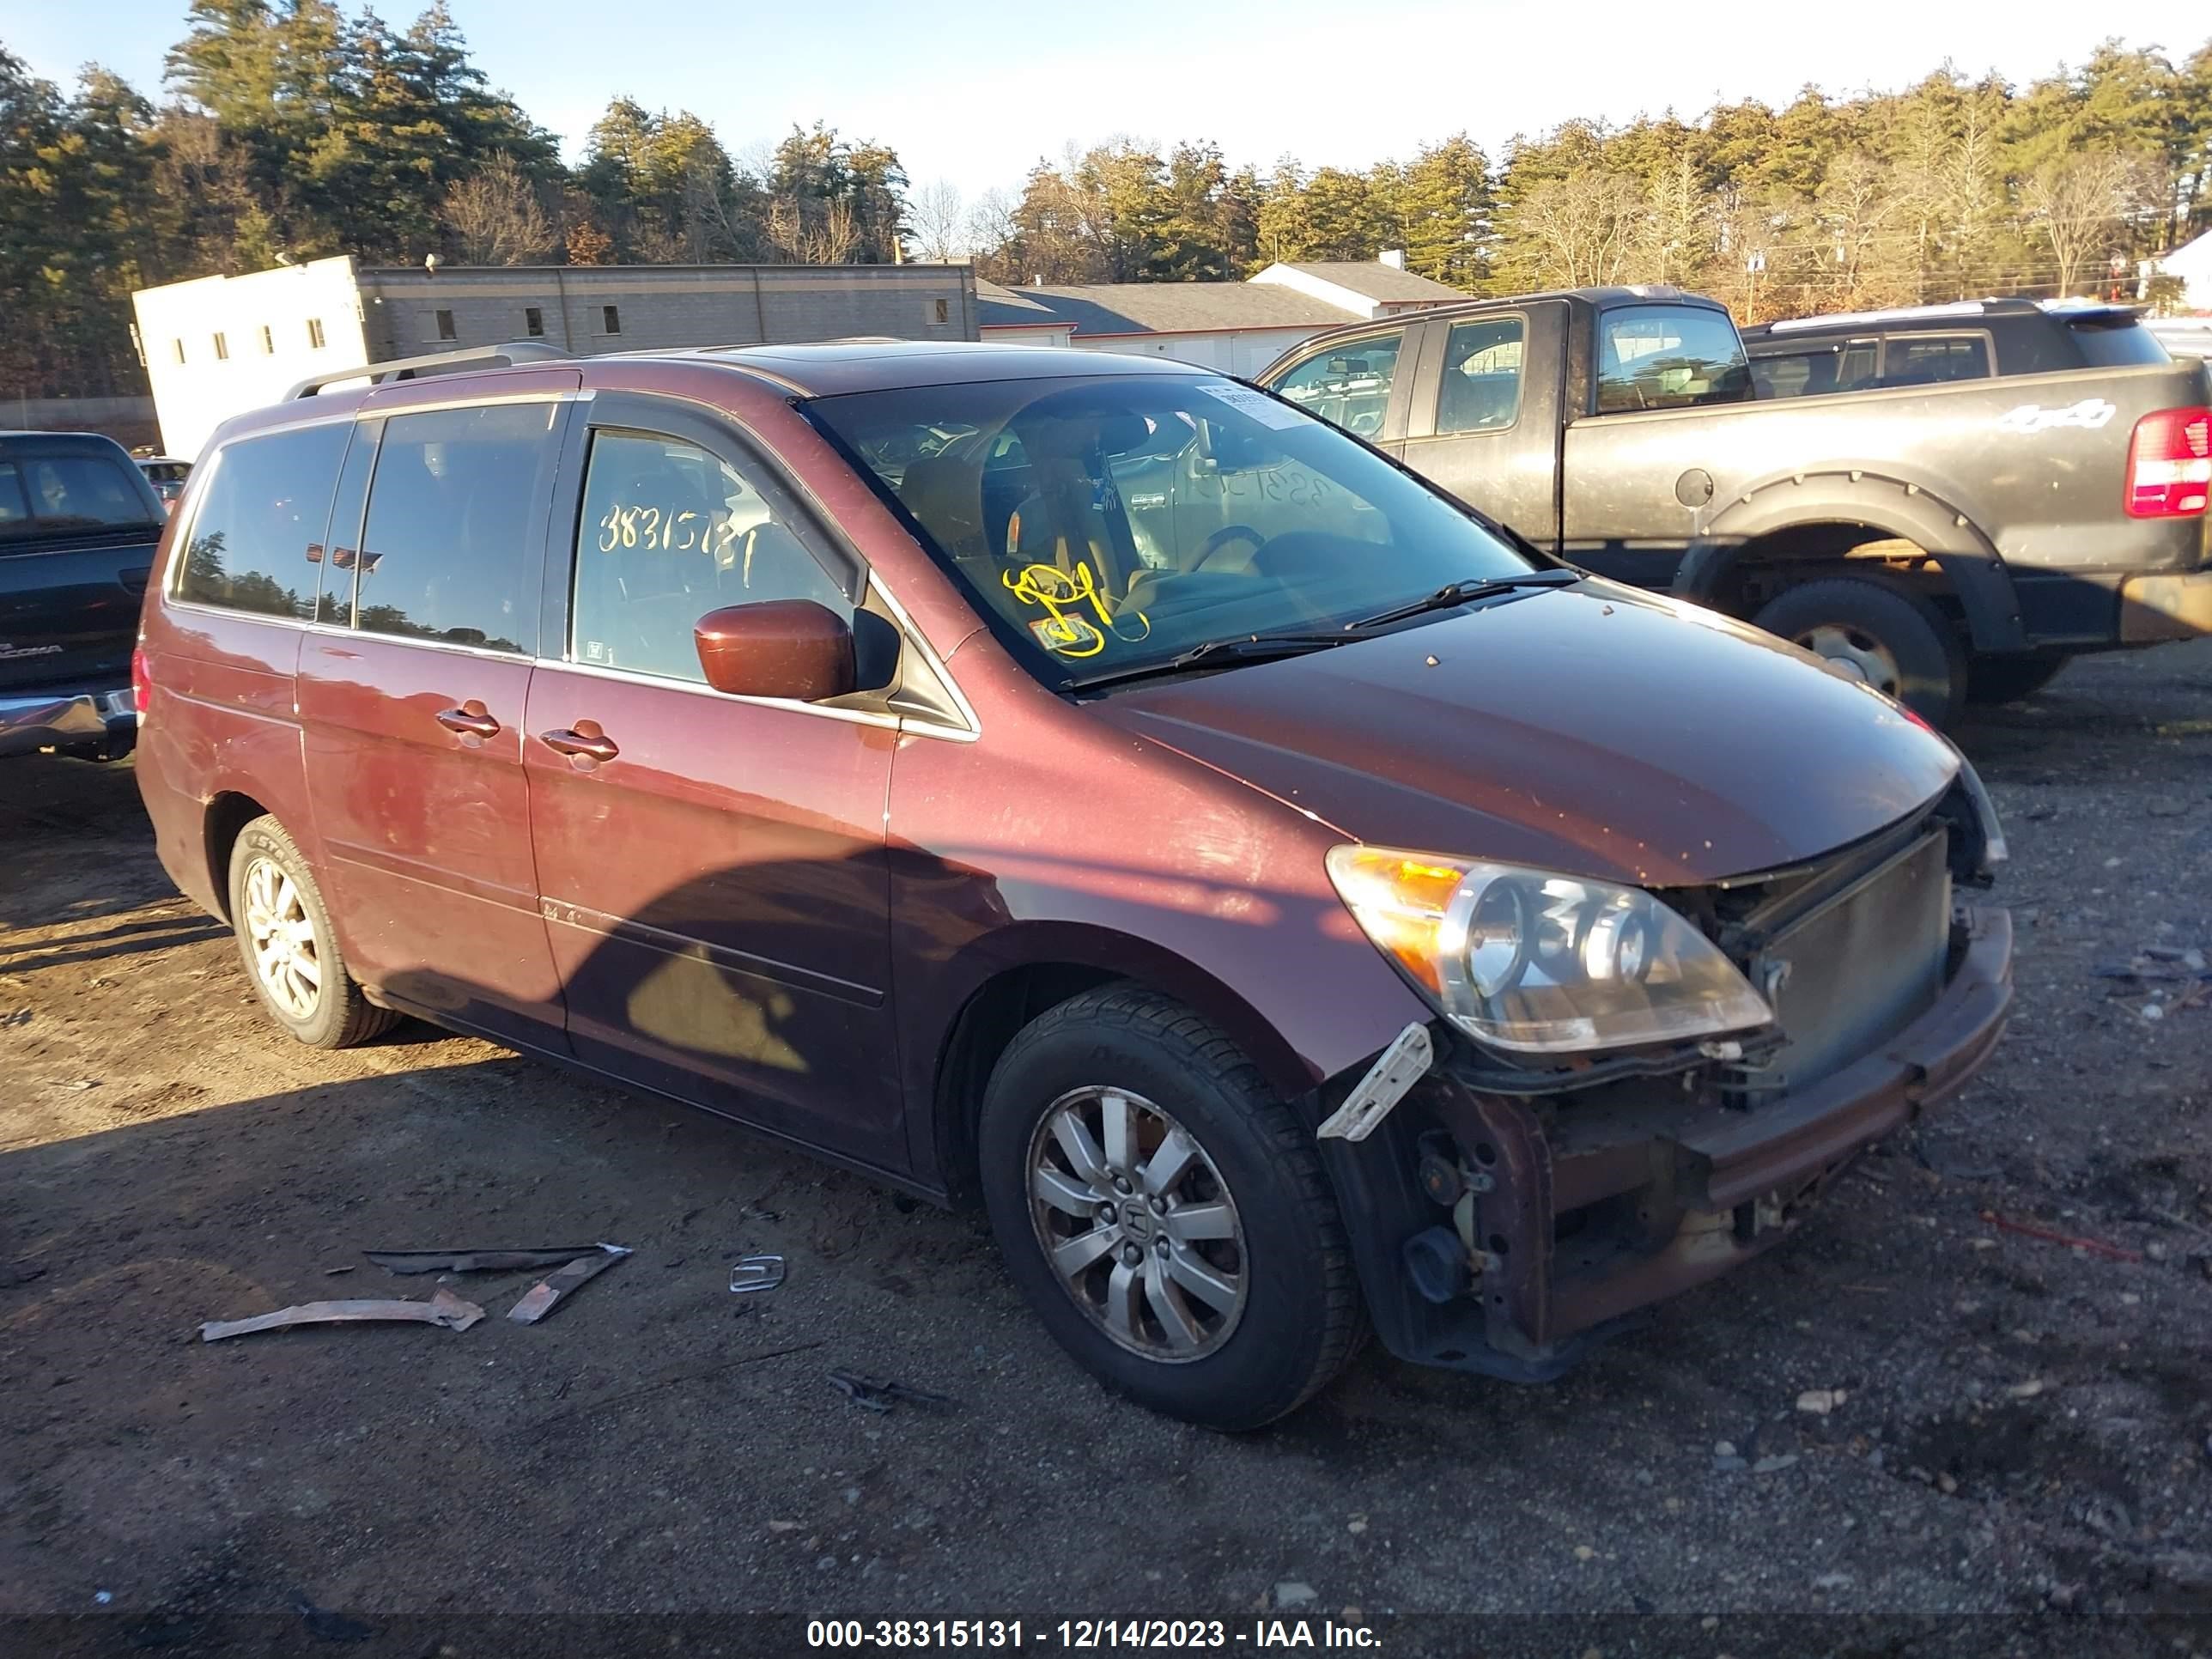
xmin=1259 ymin=288 xmax=2212 ymax=724
xmin=0 ymin=431 xmax=165 ymax=760
xmin=1741 ymin=298 xmax=2172 ymax=398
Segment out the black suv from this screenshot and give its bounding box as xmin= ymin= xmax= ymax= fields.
xmin=0 ymin=431 xmax=167 ymax=761
xmin=1741 ymin=298 xmax=2172 ymax=398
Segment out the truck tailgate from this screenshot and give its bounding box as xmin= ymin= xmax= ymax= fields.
xmin=0 ymin=531 xmax=157 ymax=693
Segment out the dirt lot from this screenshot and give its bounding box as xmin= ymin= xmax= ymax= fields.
xmin=4 ymin=641 xmax=2211 ymax=1654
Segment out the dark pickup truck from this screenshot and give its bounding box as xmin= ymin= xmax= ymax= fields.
xmin=1258 ymin=287 xmax=2212 ymax=724
xmin=0 ymin=431 xmax=166 ymax=761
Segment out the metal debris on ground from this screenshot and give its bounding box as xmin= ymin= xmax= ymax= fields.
xmin=827 ymin=1369 xmax=957 ymax=1413
xmin=730 ymin=1255 xmax=786 ymax=1294
xmin=1980 ymin=1210 xmax=2142 ymax=1263
xmin=365 ymin=1246 xmax=607 ymax=1274
xmin=506 ymin=1243 xmax=631 ymax=1325
xmin=199 ymin=1287 xmax=484 ymax=1342
xmin=289 ymin=1590 xmax=380 ymax=1643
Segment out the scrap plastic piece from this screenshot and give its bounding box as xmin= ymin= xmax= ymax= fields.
xmin=365 ymin=1246 xmax=605 ymax=1275
xmin=507 ymin=1243 xmax=631 ymax=1325
xmin=827 ymin=1369 xmax=957 ymax=1413
xmin=730 ymin=1255 xmax=787 ymax=1294
xmin=199 ymin=1287 xmax=484 ymax=1342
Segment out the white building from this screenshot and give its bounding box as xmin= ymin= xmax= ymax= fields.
xmin=132 ymin=256 xmax=370 ymax=461
xmin=2147 ymin=229 xmax=2212 ymax=313
xmin=132 ymin=254 xmax=980 ymax=459
xmin=975 ymin=255 xmax=1465 ymax=374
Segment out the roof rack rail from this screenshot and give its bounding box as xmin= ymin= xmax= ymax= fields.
xmin=283 ymin=340 xmax=569 ymax=402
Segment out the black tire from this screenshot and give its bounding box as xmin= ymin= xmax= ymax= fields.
xmin=1752 ymin=576 xmax=1966 ymax=729
xmin=225 ymin=815 xmax=398 ymax=1048
xmin=1966 ymin=653 xmax=2069 ymax=706
xmin=977 ymin=985 xmax=1366 ymax=1430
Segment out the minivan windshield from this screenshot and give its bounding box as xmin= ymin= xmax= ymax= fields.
xmin=808 ymin=374 xmax=1540 ymax=687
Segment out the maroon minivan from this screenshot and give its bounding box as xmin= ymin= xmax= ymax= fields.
xmin=135 ymin=341 xmax=2012 ymax=1427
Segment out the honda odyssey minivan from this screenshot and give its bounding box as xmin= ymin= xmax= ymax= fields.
xmin=136 ymin=340 xmax=2011 ymax=1427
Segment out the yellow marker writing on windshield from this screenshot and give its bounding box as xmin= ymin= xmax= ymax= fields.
xmin=1002 ymin=561 xmax=1149 ymax=657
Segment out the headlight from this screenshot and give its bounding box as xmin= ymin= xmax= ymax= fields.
xmin=1326 ymin=845 xmax=1773 ymax=1055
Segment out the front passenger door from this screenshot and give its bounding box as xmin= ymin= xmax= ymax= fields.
xmin=523 ymin=397 xmax=905 ymax=1170
xmin=1264 ymin=327 xmax=1413 ymax=450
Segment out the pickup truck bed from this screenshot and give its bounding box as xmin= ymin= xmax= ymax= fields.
xmin=0 ymin=432 xmax=167 ymax=761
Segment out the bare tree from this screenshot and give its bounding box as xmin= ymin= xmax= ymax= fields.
xmin=2021 ymin=149 xmax=2165 ymax=295
xmin=1814 ymin=150 xmax=1913 ymax=308
xmin=1508 ymin=169 xmax=1642 ymax=287
xmin=442 ymin=154 xmax=555 ymax=265
xmin=1629 ymin=150 xmax=1712 ymax=286
xmin=908 ymin=178 xmax=965 ymax=262
xmin=764 ymin=196 xmax=806 ymax=263
xmin=810 ymin=196 xmax=860 ymax=264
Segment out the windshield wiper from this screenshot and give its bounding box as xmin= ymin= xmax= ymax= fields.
xmin=1068 ymin=629 xmax=1359 ymax=691
xmin=1349 ymin=569 xmax=1583 ymax=630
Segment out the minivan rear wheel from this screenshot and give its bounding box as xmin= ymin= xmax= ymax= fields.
xmin=976 ymin=986 xmax=1366 ymax=1429
xmin=1752 ymin=576 xmax=1966 ymax=728
xmin=226 ymin=816 xmax=398 ymax=1048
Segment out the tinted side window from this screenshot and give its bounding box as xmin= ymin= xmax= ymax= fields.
xmin=571 ymin=428 xmax=850 ymax=684
xmin=4 ymin=453 xmax=159 ymax=535
xmin=356 ymin=403 xmax=561 ymax=654
xmin=176 ymin=424 xmax=349 ymax=619
xmin=1749 ymin=339 xmax=1878 ymax=399
xmin=1434 ymin=317 xmax=1524 ymax=434
xmin=1595 ymin=307 xmax=1752 ymax=412
xmin=1883 ymin=335 xmax=1989 ymax=386
xmin=1270 ymin=331 xmax=1403 ymax=439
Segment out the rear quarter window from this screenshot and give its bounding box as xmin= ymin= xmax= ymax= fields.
xmin=177 ymin=424 xmax=350 ymax=619
xmin=2070 ymin=322 xmax=2172 ymax=368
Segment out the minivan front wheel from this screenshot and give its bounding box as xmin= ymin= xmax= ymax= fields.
xmin=977 ymin=987 xmax=1365 ymax=1429
xmin=226 ymin=816 xmax=397 ymax=1048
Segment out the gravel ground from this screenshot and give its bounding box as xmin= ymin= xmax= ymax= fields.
xmin=3 ymin=640 xmax=2209 ymax=1656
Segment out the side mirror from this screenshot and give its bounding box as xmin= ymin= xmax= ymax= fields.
xmin=693 ymin=600 xmax=855 ymax=702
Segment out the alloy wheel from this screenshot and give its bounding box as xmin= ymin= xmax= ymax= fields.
xmin=1025 ymin=1085 xmax=1247 ymax=1362
xmin=241 ymin=854 xmax=322 ymax=1021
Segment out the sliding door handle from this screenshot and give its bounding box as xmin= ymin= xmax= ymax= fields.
xmin=434 ymin=702 xmax=501 ymax=739
xmin=540 ymin=724 xmax=618 ymax=763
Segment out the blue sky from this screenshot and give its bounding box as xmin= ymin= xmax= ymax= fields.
xmin=3 ymin=0 xmax=2196 ymax=204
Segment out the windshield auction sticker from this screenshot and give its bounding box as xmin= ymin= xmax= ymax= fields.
xmin=1199 ymin=382 xmax=1307 ymax=430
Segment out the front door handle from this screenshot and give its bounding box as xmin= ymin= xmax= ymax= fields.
xmin=434 ymin=702 xmax=501 ymax=739
xmin=540 ymin=723 xmax=619 ymax=763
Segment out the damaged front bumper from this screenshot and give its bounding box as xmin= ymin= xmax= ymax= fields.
xmin=1318 ymin=904 xmax=2012 ymax=1382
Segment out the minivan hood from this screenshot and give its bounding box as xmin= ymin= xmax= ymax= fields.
xmin=1088 ymin=584 xmax=1960 ymax=886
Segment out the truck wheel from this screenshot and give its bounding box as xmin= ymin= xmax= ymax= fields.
xmin=1753 ymin=578 xmax=1966 ymax=728
xmin=226 ymin=816 xmax=398 ymax=1048
xmin=1966 ymin=653 xmax=2069 ymax=706
xmin=976 ymin=986 xmax=1366 ymax=1430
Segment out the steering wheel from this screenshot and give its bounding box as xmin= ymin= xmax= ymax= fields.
xmin=1194 ymin=523 xmax=1267 ymax=572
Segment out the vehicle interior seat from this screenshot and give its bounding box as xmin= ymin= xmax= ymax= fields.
xmin=1004 ymin=421 xmax=1143 ymax=603
xmin=897 ymin=453 xmax=1004 ymax=587
xmin=1439 ymin=371 xmax=1519 ymax=432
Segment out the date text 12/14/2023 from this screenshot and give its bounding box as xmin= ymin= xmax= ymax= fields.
xmin=805 ymin=1619 xmax=1383 ymax=1649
